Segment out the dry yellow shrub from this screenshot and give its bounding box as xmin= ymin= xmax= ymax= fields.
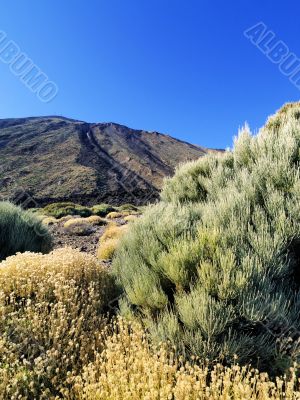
xmin=56 ymin=215 xmax=74 ymax=223
xmin=64 ymin=216 xmax=106 ymax=229
xmin=0 ymin=247 xmax=299 ymax=400
xmin=0 ymin=248 xmax=118 ymax=399
xmin=101 ymin=223 xmax=128 ymax=242
xmin=42 ymin=216 xmax=58 ymax=225
xmin=123 ymin=214 xmax=139 ymax=223
xmin=97 ymin=223 xmax=128 ymax=260
xmin=106 ymin=211 xmax=131 ymax=219
xmin=97 ymin=238 xmax=120 ymax=260
xmin=85 ymin=215 xmax=107 ymax=225
xmin=63 ymin=217 xmax=86 ymax=228
xmin=0 ymin=247 xmax=111 ymax=296
xmin=63 ymin=218 xmax=94 ymax=235
xmin=73 ymin=318 xmax=300 ymax=400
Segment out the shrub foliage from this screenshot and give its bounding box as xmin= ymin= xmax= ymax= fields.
xmin=5 ymin=248 xmax=295 ymax=398
xmin=42 ymin=202 xmax=92 ymax=218
xmin=0 ymin=201 xmax=52 ymax=260
xmin=97 ymin=223 xmax=128 ymax=261
xmin=91 ymin=203 xmax=116 ymax=217
xmin=113 ymin=103 xmax=300 ymax=373
xmin=0 ymin=248 xmax=118 ymax=398
xmin=74 ymin=318 xmax=299 ymax=400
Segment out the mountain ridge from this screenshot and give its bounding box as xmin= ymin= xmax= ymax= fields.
xmin=0 ymin=116 xmax=209 ymax=148
xmin=0 ymin=116 xmax=221 ymax=206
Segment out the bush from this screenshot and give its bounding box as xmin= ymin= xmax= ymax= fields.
xmin=63 ymin=216 xmax=106 ymax=235
xmin=101 ymin=223 xmax=128 ymax=242
xmin=113 ymin=102 xmax=300 ymax=374
xmin=85 ymin=215 xmax=107 ymax=226
xmin=0 ymin=248 xmax=119 ymax=398
xmin=42 ymin=202 xmax=92 ymax=218
xmin=56 ymin=215 xmax=74 ymax=223
xmin=74 ymin=318 xmax=300 ymax=400
xmin=0 ymin=201 xmax=52 ymax=260
xmin=97 ymin=239 xmax=120 ymax=260
xmin=97 ymin=223 xmax=128 ymax=260
xmin=106 ymin=211 xmax=131 ymax=219
xmin=91 ymin=203 xmax=116 ymax=217
xmin=118 ymin=203 xmax=138 ymax=212
xmin=63 ymin=218 xmax=95 ymax=236
xmin=123 ymin=214 xmax=139 ymax=223
xmin=42 ymin=216 xmax=58 ymax=226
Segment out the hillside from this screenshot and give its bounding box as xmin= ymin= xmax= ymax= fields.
xmin=0 ymin=116 xmax=216 ymax=206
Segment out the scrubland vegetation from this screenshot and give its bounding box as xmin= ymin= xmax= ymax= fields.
xmin=0 ymin=201 xmax=52 ymax=260
xmin=63 ymin=216 xmax=107 ymax=236
xmin=123 ymin=214 xmax=139 ymax=222
xmin=42 ymin=202 xmax=92 ymax=219
xmin=0 ymin=249 xmax=298 ymax=399
xmin=97 ymin=223 xmax=128 ymax=261
xmin=1 ymin=103 xmax=300 ymax=398
xmin=40 ymin=201 xmax=140 ymax=220
xmin=91 ymin=204 xmax=116 ymax=217
xmin=114 ymin=102 xmax=300 ymax=376
xmin=0 ymin=248 xmax=118 ymax=399
xmin=74 ymin=319 xmax=299 ymax=400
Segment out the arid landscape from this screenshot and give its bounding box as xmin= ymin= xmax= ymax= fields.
xmin=1 ymin=1 xmax=300 ymax=398
xmin=0 ymin=117 xmax=216 ymax=206
xmin=1 ymin=103 xmax=300 ymax=398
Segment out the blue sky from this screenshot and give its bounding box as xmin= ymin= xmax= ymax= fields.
xmin=0 ymin=1 xmax=300 ymax=149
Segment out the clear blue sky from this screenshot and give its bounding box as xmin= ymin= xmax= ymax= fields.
xmin=0 ymin=1 xmax=300 ymax=149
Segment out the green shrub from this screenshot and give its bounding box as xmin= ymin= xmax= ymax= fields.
xmin=113 ymin=102 xmax=300 ymax=375
xmin=0 ymin=201 xmax=52 ymax=260
xmin=91 ymin=203 xmax=116 ymax=217
xmin=118 ymin=203 xmax=138 ymax=212
xmin=42 ymin=202 xmax=92 ymax=218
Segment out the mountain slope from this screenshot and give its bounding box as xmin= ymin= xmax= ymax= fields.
xmin=0 ymin=116 xmax=217 ymax=206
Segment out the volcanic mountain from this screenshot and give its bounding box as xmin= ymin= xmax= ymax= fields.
xmin=0 ymin=116 xmax=218 ymax=206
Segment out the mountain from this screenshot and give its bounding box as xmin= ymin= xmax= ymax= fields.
xmin=0 ymin=116 xmax=218 ymax=206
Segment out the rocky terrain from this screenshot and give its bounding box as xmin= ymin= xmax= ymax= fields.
xmin=0 ymin=116 xmax=219 ymax=206
xmin=47 ymin=217 xmax=106 ymax=255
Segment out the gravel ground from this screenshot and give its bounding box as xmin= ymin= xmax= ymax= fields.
xmin=47 ymin=217 xmax=126 ymax=257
